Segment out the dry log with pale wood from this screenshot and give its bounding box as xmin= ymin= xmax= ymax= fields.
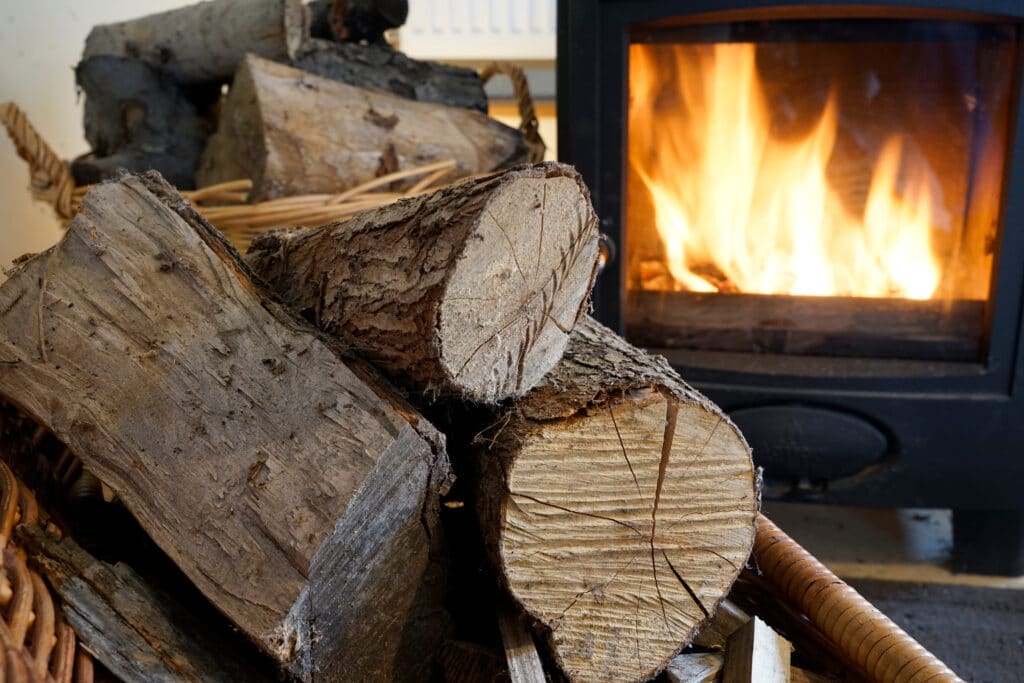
xmin=473 ymin=316 xmax=759 ymax=682
xmin=82 ymin=0 xmax=307 ymax=84
xmin=291 ymin=38 xmax=488 ymax=112
xmin=197 ymin=54 xmax=527 ymax=200
xmin=247 ymin=162 xmax=600 ymax=402
xmin=0 ymin=173 xmax=452 ymax=682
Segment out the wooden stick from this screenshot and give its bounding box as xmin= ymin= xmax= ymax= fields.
xmin=497 ymin=600 xmax=546 ymax=683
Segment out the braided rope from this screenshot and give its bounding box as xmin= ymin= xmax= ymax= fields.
xmin=754 ymin=514 xmax=963 ymax=683
xmin=479 ymin=62 xmax=547 ymax=163
xmin=1 ymin=103 xmax=75 ymax=220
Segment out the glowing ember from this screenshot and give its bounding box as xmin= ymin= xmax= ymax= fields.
xmin=628 ymin=42 xmax=943 ymax=299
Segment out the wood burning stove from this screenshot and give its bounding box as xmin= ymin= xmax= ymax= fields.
xmin=558 ymin=0 xmax=1024 ymax=574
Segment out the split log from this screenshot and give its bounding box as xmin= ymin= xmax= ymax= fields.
xmin=18 ymin=525 xmax=275 ymax=683
xmin=82 ymin=0 xmax=307 ymax=85
xmin=722 ymin=617 xmax=792 ymax=683
xmin=309 ymin=0 xmax=409 ymax=43
xmin=196 ymin=55 xmax=527 ymax=200
xmin=665 ymin=652 xmax=725 ymax=683
xmin=71 ymin=56 xmax=212 ymax=188
xmin=474 ymin=316 xmax=759 ymax=682
xmin=247 ymin=162 xmax=599 ymax=402
xmin=0 ymin=173 xmax=451 ymax=682
xmin=292 ymin=38 xmax=487 ymax=112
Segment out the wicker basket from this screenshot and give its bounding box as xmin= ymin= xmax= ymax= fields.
xmin=0 ymin=458 xmax=93 ymax=683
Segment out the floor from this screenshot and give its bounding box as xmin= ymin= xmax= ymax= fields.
xmin=763 ymin=502 xmax=1024 ymax=682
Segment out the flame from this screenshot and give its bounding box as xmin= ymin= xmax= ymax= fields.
xmin=628 ymin=42 xmax=942 ymax=299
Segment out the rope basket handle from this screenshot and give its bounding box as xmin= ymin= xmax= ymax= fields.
xmin=1 ymin=103 xmax=75 ymax=221
xmin=479 ymin=62 xmax=547 ymax=163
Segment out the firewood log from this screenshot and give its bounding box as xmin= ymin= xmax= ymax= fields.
xmin=19 ymin=526 xmax=275 ymax=683
xmin=474 ymin=317 xmax=759 ymax=682
xmin=71 ymin=56 xmax=212 ymax=188
xmin=309 ymin=0 xmax=409 ymax=43
xmin=82 ymin=0 xmax=307 ymax=85
xmin=0 ymin=173 xmax=451 ymax=682
xmin=292 ymin=38 xmax=488 ymax=112
xmin=246 ymin=162 xmax=599 ymax=402
xmin=196 ymin=55 xmax=527 ymax=200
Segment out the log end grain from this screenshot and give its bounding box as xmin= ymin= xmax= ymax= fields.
xmin=481 ymin=318 xmax=759 ymax=682
xmin=436 ymin=168 xmax=600 ymax=402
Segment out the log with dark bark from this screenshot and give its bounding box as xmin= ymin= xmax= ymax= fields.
xmin=472 ymin=316 xmax=759 ymax=682
xmin=247 ymin=162 xmax=599 ymax=402
xmin=292 ymin=38 xmax=487 ymax=112
xmin=196 ymin=55 xmax=526 ymax=200
xmin=18 ymin=525 xmax=275 ymax=683
xmin=309 ymin=0 xmax=409 ymax=43
xmin=0 ymin=173 xmax=451 ymax=682
xmin=82 ymin=0 xmax=307 ymax=85
xmin=71 ymin=56 xmax=212 ymax=188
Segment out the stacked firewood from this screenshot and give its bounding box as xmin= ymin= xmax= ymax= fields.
xmin=70 ymin=0 xmax=527 ymax=194
xmin=0 ymin=1 xmax=767 ymax=682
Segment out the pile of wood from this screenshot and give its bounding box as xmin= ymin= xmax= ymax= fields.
xmin=0 ymin=162 xmax=764 ymax=680
xmin=71 ymin=0 xmax=527 ymax=193
xmin=0 ymin=1 xmax=776 ymax=681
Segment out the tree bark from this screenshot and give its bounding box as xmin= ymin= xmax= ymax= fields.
xmin=196 ymin=54 xmax=527 ymax=200
xmin=0 ymin=173 xmax=451 ymax=682
xmin=474 ymin=316 xmax=759 ymax=682
xmin=18 ymin=525 xmax=276 ymax=683
xmin=291 ymin=38 xmax=487 ymax=112
xmin=308 ymin=0 xmax=409 ymax=43
xmin=247 ymin=162 xmax=599 ymax=403
xmin=82 ymin=0 xmax=307 ymax=85
xmin=71 ymin=56 xmax=212 ymax=188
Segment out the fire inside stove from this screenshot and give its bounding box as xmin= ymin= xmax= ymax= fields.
xmin=625 ymin=20 xmax=1016 ymax=361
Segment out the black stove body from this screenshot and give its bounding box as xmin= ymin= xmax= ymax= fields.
xmin=558 ymin=0 xmax=1024 ymax=573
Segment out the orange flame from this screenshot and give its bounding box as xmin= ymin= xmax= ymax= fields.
xmin=629 ymin=42 xmax=942 ymax=299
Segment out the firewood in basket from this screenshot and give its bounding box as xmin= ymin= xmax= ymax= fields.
xmin=246 ymin=162 xmax=600 ymax=403
xmin=71 ymin=56 xmax=213 ymax=188
xmin=290 ymin=38 xmax=488 ymax=112
xmin=82 ymin=0 xmax=307 ymax=85
xmin=197 ymin=55 xmax=527 ymax=200
xmin=469 ymin=316 xmax=758 ymax=682
xmin=309 ymin=0 xmax=410 ymax=44
xmin=0 ymin=173 xmax=452 ymax=682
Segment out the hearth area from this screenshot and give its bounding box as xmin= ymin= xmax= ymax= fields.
xmin=558 ymin=1 xmax=1024 ymax=574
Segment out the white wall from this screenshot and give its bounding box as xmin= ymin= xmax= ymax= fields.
xmin=0 ymin=1 xmax=186 ymax=277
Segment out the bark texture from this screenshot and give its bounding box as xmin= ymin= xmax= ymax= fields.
xmin=19 ymin=525 xmax=275 ymax=683
xmin=71 ymin=56 xmax=212 ymax=188
xmin=476 ymin=317 xmax=759 ymax=682
xmin=82 ymin=0 xmax=307 ymax=84
xmin=0 ymin=173 xmax=451 ymax=682
xmin=308 ymin=0 xmax=409 ymax=43
xmin=292 ymin=38 xmax=487 ymax=112
xmin=247 ymin=162 xmax=599 ymax=402
xmin=196 ymin=55 xmax=526 ymax=200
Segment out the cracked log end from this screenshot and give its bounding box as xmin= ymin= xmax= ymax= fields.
xmin=479 ymin=318 xmax=758 ymax=682
xmin=437 ymin=170 xmax=599 ymax=402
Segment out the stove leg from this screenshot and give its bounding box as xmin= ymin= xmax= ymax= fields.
xmin=952 ymin=509 xmax=1024 ymax=576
